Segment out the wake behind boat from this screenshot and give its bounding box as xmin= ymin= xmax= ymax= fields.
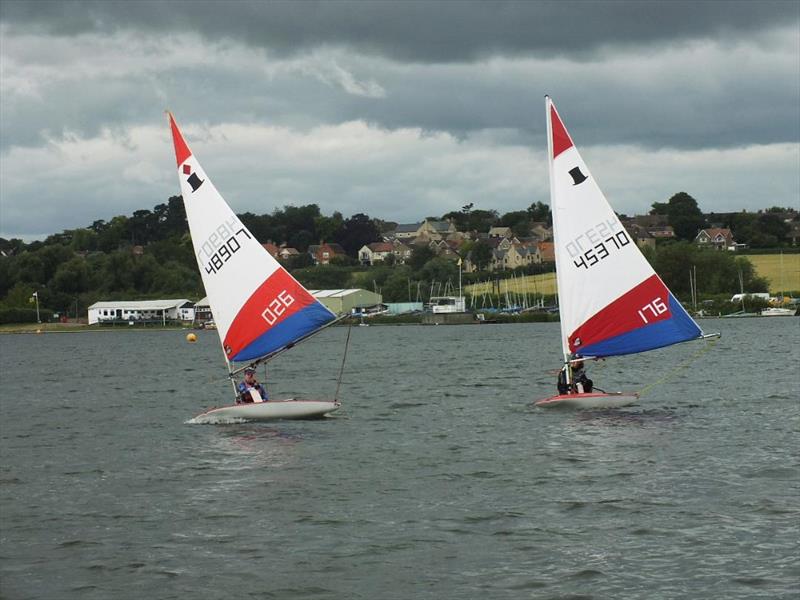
xmin=168 ymin=113 xmax=342 ymax=422
xmin=535 ymin=97 xmax=718 ymax=410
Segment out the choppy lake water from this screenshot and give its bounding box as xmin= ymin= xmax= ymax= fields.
xmin=1 ymin=318 xmax=798 ymax=599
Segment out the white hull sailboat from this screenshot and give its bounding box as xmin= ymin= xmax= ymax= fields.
xmin=192 ymin=399 xmax=340 ymax=424
xmin=761 ymin=307 xmax=795 ymax=317
xmin=535 ymin=97 xmax=718 ymax=410
xmin=168 ymin=113 xmax=342 ymax=422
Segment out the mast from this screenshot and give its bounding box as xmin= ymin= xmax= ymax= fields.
xmin=545 ymin=96 xmax=570 ymax=366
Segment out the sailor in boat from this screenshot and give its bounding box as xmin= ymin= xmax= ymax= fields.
xmin=237 ymin=367 xmax=268 ymax=404
xmin=557 ymin=358 xmax=594 ymax=395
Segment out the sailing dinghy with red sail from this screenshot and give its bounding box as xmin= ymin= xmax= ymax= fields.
xmin=168 ymin=112 xmax=342 ymax=422
xmin=535 ymin=97 xmax=718 ymax=409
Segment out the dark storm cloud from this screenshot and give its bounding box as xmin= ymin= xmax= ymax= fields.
xmin=1 ymin=0 xmax=798 ymax=240
xmin=3 ymin=0 xmax=797 ymax=62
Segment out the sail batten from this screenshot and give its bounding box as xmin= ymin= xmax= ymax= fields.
xmin=168 ymin=113 xmax=336 ymax=365
xmin=546 ymin=98 xmax=702 ymax=359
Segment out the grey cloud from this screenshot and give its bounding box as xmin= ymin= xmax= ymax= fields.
xmin=3 ymin=0 xmax=797 ymax=62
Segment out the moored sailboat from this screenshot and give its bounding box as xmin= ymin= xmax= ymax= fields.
xmin=167 ymin=113 xmax=343 ymax=422
xmin=535 ymin=97 xmax=719 ymax=409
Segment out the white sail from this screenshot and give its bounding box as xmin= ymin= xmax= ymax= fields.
xmin=546 ymin=97 xmax=702 ymax=360
xmin=168 ymin=113 xmax=335 ymax=364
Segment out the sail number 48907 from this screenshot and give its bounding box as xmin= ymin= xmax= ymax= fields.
xmin=638 ymin=297 xmax=667 ymax=323
xmin=261 ymin=290 xmax=295 ymax=325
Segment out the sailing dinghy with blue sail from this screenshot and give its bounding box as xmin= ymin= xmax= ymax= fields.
xmin=536 ymin=97 xmax=718 ymax=409
xmin=168 ymin=112 xmax=342 ymax=421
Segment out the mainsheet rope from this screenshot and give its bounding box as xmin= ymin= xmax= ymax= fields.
xmin=334 ymin=319 xmax=353 ymax=403
xmin=637 ymin=335 xmax=720 ymax=397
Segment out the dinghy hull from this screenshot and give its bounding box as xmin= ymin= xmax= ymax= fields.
xmin=192 ymin=399 xmax=341 ymax=423
xmin=534 ymin=392 xmax=639 ymax=409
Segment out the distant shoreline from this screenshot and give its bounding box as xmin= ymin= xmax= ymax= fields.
xmin=0 ymin=323 xmax=192 ymax=334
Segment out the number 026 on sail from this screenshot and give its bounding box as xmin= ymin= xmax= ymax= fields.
xmin=535 ymin=97 xmax=718 ymax=409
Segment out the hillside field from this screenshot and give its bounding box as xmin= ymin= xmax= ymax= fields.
xmin=466 ymin=272 xmax=557 ymax=298
xmin=747 ymin=253 xmax=800 ymax=294
xmin=464 ymin=253 xmax=800 ymax=298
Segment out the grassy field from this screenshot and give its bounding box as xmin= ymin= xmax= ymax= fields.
xmin=747 ymin=254 xmax=800 ymax=294
xmin=464 ymin=253 xmax=800 ymax=298
xmin=466 ymin=272 xmax=558 ymax=297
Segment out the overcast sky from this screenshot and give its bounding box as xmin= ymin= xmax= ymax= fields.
xmin=1 ymin=0 xmax=798 ymax=240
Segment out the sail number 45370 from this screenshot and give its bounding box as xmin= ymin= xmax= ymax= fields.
xmin=261 ymin=290 xmax=295 ymax=325
xmin=638 ymin=297 xmax=667 ymax=323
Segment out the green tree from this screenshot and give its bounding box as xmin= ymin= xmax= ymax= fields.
xmin=650 ymin=202 xmax=669 ymax=215
xmin=97 ymin=216 xmax=130 ymax=252
xmin=9 ymin=252 xmax=45 ymax=284
xmin=3 ymin=282 xmax=37 ymax=308
xmin=420 ymin=257 xmax=457 ymax=284
xmin=293 ymin=265 xmax=352 ymax=289
xmin=470 ymin=240 xmax=493 ymax=271
xmin=646 ymin=241 xmax=767 ymax=297
xmin=380 ymin=266 xmax=415 ymax=302
xmin=68 ymin=228 xmax=98 ymax=252
xmin=51 ymin=258 xmax=90 ymax=295
xmin=336 ymin=213 xmax=380 ymax=256
xmin=526 ymin=201 xmax=551 ymax=224
xmin=409 ymin=246 xmax=436 ymax=271
xmin=499 ymin=210 xmax=531 ymax=237
xmin=314 ymin=212 xmax=345 ymax=245
xmin=665 ymin=192 xmax=706 ymax=241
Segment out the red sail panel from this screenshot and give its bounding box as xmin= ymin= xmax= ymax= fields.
xmin=550 ymin=104 xmax=574 ymax=159
xmin=169 ymin=113 xmax=192 ymax=167
xmin=223 ymin=268 xmax=317 ymax=359
xmin=568 ymin=275 xmax=672 ymax=353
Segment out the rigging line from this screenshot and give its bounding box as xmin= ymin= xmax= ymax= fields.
xmin=334 ymin=320 xmax=353 ymax=403
xmin=637 ymin=335 xmax=720 ymax=397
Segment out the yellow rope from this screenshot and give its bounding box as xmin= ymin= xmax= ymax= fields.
xmin=637 ymin=336 xmax=720 ymax=397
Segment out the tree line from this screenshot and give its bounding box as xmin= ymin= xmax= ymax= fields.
xmin=0 ymin=192 xmax=793 ymax=321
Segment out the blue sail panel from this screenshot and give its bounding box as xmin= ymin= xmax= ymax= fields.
xmin=231 ymin=301 xmax=335 ymax=362
xmin=577 ymin=294 xmax=702 ymax=358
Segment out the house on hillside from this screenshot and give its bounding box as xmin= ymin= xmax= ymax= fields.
xmin=646 ymin=225 xmax=675 ymax=239
xmin=418 ymin=219 xmax=456 ymax=241
xmin=488 ymin=226 xmax=513 ymax=239
xmin=624 ymin=223 xmax=656 ymax=250
xmin=392 ymin=239 xmax=413 ymax=263
xmin=529 ymin=222 xmax=553 ymax=240
xmin=392 ymin=223 xmax=423 ymax=239
xmin=261 ymin=242 xmax=280 ymax=258
xmin=537 ymin=242 xmax=555 ymax=263
xmin=505 ymin=243 xmax=540 ymax=269
xmin=315 ymin=243 xmax=347 ymax=265
xmin=694 ymin=228 xmax=735 ymax=250
xmin=278 ymin=247 xmax=300 ymax=260
xmin=359 ymin=242 xmax=394 ymax=265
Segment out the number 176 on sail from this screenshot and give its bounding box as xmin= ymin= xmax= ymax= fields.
xmin=638 ymin=297 xmax=668 ymax=324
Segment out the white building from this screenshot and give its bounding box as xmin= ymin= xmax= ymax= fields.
xmin=88 ymin=299 xmax=194 ymax=325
